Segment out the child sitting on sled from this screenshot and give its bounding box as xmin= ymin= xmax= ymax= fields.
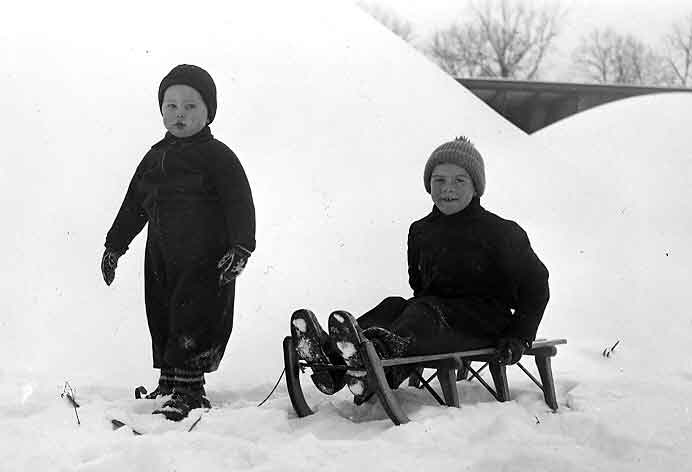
xmin=289 ymin=136 xmax=549 ymax=404
xmin=102 ymin=64 xmax=256 ymax=420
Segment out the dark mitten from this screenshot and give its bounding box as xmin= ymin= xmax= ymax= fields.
xmin=101 ymin=248 xmax=122 ymax=286
xmin=217 ymin=245 xmax=252 ymax=286
xmin=496 ymin=337 xmax=528 ymax=365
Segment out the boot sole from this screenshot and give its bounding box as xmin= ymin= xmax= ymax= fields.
xmin=327 ymin=310 xmax=365 ymax=368
xmin=328 ymin=310 xmax=373 ymax=401
xmin=291 ymin=309 xmax=344 ymax=395
xmin=290 ymin=309 xmax=331 ymax=365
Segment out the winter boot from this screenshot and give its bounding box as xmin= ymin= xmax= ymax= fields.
xmin=328 ymin=310 xmax=376 ymax=405
xmin=136 ymin=370 xmax=176 ymax=400
xmin=152 ymin=369 xmax=210 ymax=421
xmin=152 ymin=387 xmax=207 ymax=422
xmin=138 ymin=371 xmax=176 ymax=399
xmin=362 ymin=327 xmax=413 ymax=389
xmin=138 ymin=384 xmax=173 ymax=400
xmin=290 ymin=309 xmax=346 ymax=395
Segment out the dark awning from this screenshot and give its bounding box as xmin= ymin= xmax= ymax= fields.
xmin=457 ymin=78 xmax=691 ymax=133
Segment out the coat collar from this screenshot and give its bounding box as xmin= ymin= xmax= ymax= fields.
xmin=430 ymin=196 xmax=483 ymax=220
xmin=152 ymin=126 xmax=213 ymax=149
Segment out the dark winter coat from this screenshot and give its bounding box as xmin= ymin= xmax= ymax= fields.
xmin=105 ymin=126 xmax=255 ymax=372
xmin=407 ymin=197 xmax=549 ymax=343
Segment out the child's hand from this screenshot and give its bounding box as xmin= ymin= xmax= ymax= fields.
xmin=217 ymin=245 xmax=252 ymax=287
xmin=101 ymin=248 xmax=122 ymax=286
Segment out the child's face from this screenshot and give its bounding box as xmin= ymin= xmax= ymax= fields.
xmin=430 ymin=163 xmax=476 ymax=215
xmin=161 ymin=85 xmax=209 ymax=138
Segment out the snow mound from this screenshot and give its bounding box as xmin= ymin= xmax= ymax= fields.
xmin=531 ymin=93 xmax=692 ymax=354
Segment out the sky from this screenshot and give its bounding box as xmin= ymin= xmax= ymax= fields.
xmin=374 ymin=0 xmax=692 ymax=39
xmin=1 ymin=1 xmax=691 ymax=470
xmin=365 ymin=0 xmax=692 ymax=80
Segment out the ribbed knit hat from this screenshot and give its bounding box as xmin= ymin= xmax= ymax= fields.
xmin=158 ymin=64 xmax=217 ymax=124
xmin=423 ymin=136 xmax=485 ymax=196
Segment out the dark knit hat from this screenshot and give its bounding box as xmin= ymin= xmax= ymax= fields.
xmin=423 ymin=136 xmax=485 ymax=196
xmin=158 ymin=64 xmax=217 ymax=124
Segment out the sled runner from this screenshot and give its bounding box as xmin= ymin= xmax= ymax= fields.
xmin=283 ymin=335 xmax=566 ymax=425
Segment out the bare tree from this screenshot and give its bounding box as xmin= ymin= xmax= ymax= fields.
xmin=427 ymin=0 xmax=563 ymax=79
xmin=358 ymin=2 xmax=414 ymax=42
xmin=662 ymin=13 xmax=692 ymax=86
xmin=573 ymin=28 xmax=666 ymax=85
xmin=429 ymin=25 xmax=488 ymax=77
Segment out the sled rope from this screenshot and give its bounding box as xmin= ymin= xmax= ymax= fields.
xmin=257 ymin=368 xmax=285 ymax=407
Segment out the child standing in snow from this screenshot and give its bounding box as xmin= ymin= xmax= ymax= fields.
xmin=290 ymin=136 xmax=549 ymax=404
xmin=102 ymin=64 xmax=256 ymax=421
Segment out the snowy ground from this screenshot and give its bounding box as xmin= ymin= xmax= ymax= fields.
xmin=1 ymin=1 xmax=691 ymax=470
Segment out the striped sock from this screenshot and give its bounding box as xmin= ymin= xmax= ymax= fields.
xmin=166 ymin=368 xmax=205 ymax=392
xmin=159 ymin=368 xmax=176 ymax=389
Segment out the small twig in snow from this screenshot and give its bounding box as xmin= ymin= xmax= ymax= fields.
xmin=602 ymin=340 xmax=621 ymax=358
xmin=188 ymin=415 xmax=203 ymax=432
xmin=61 ymin=382 xmax=81 ymax=425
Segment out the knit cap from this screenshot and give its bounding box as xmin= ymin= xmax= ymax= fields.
xmin=423 ymin=136 xmax=485 ymax=196
xmin=158 ymin=64 xmax=217 ymax=124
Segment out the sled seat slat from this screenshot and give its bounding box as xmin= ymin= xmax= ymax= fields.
xmin=382 ymin=338 xmax=565 ymax=368
xmin=402 ymin=338 xmax=567 ymax=414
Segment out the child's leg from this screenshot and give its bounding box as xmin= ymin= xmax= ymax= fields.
xmin=144 ymin=240 xmax=172 ymax=370
xmin=390 ymin=297 xmax=494 ymax=356
xmin=163 ymin=263 xmax=233 ymax=372
xmin=355 ymin=296 xmax=408 ymax=330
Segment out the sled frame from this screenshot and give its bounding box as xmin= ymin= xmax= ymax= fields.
xmin=284 ymin=336 xmax=566 ymax=426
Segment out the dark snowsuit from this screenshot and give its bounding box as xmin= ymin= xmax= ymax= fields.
xmin=357 ymin=197 xmax=549 ymax=356
xmin=105 ymin=126 xmax=255 ymax=372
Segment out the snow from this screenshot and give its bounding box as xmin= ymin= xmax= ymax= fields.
xmin=1 ymin=0 xmax=691 ymax=470
xmin=335 ymin=342 xmax=358 ymax=361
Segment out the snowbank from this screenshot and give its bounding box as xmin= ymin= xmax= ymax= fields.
xmin=532 ymin=93 xmax=692 ymax=358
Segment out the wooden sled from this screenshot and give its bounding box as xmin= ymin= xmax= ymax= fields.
xmin=284 ymin=336 xmax=566 ymax=426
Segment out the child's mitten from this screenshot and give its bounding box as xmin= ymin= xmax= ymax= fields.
xmin=101 ymin=248 xmax=122 ymax=286
xmin=217 ymin=245 xmax=252 ymax=286
xmin=495 ymin=337 xmax=529 ymax=365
